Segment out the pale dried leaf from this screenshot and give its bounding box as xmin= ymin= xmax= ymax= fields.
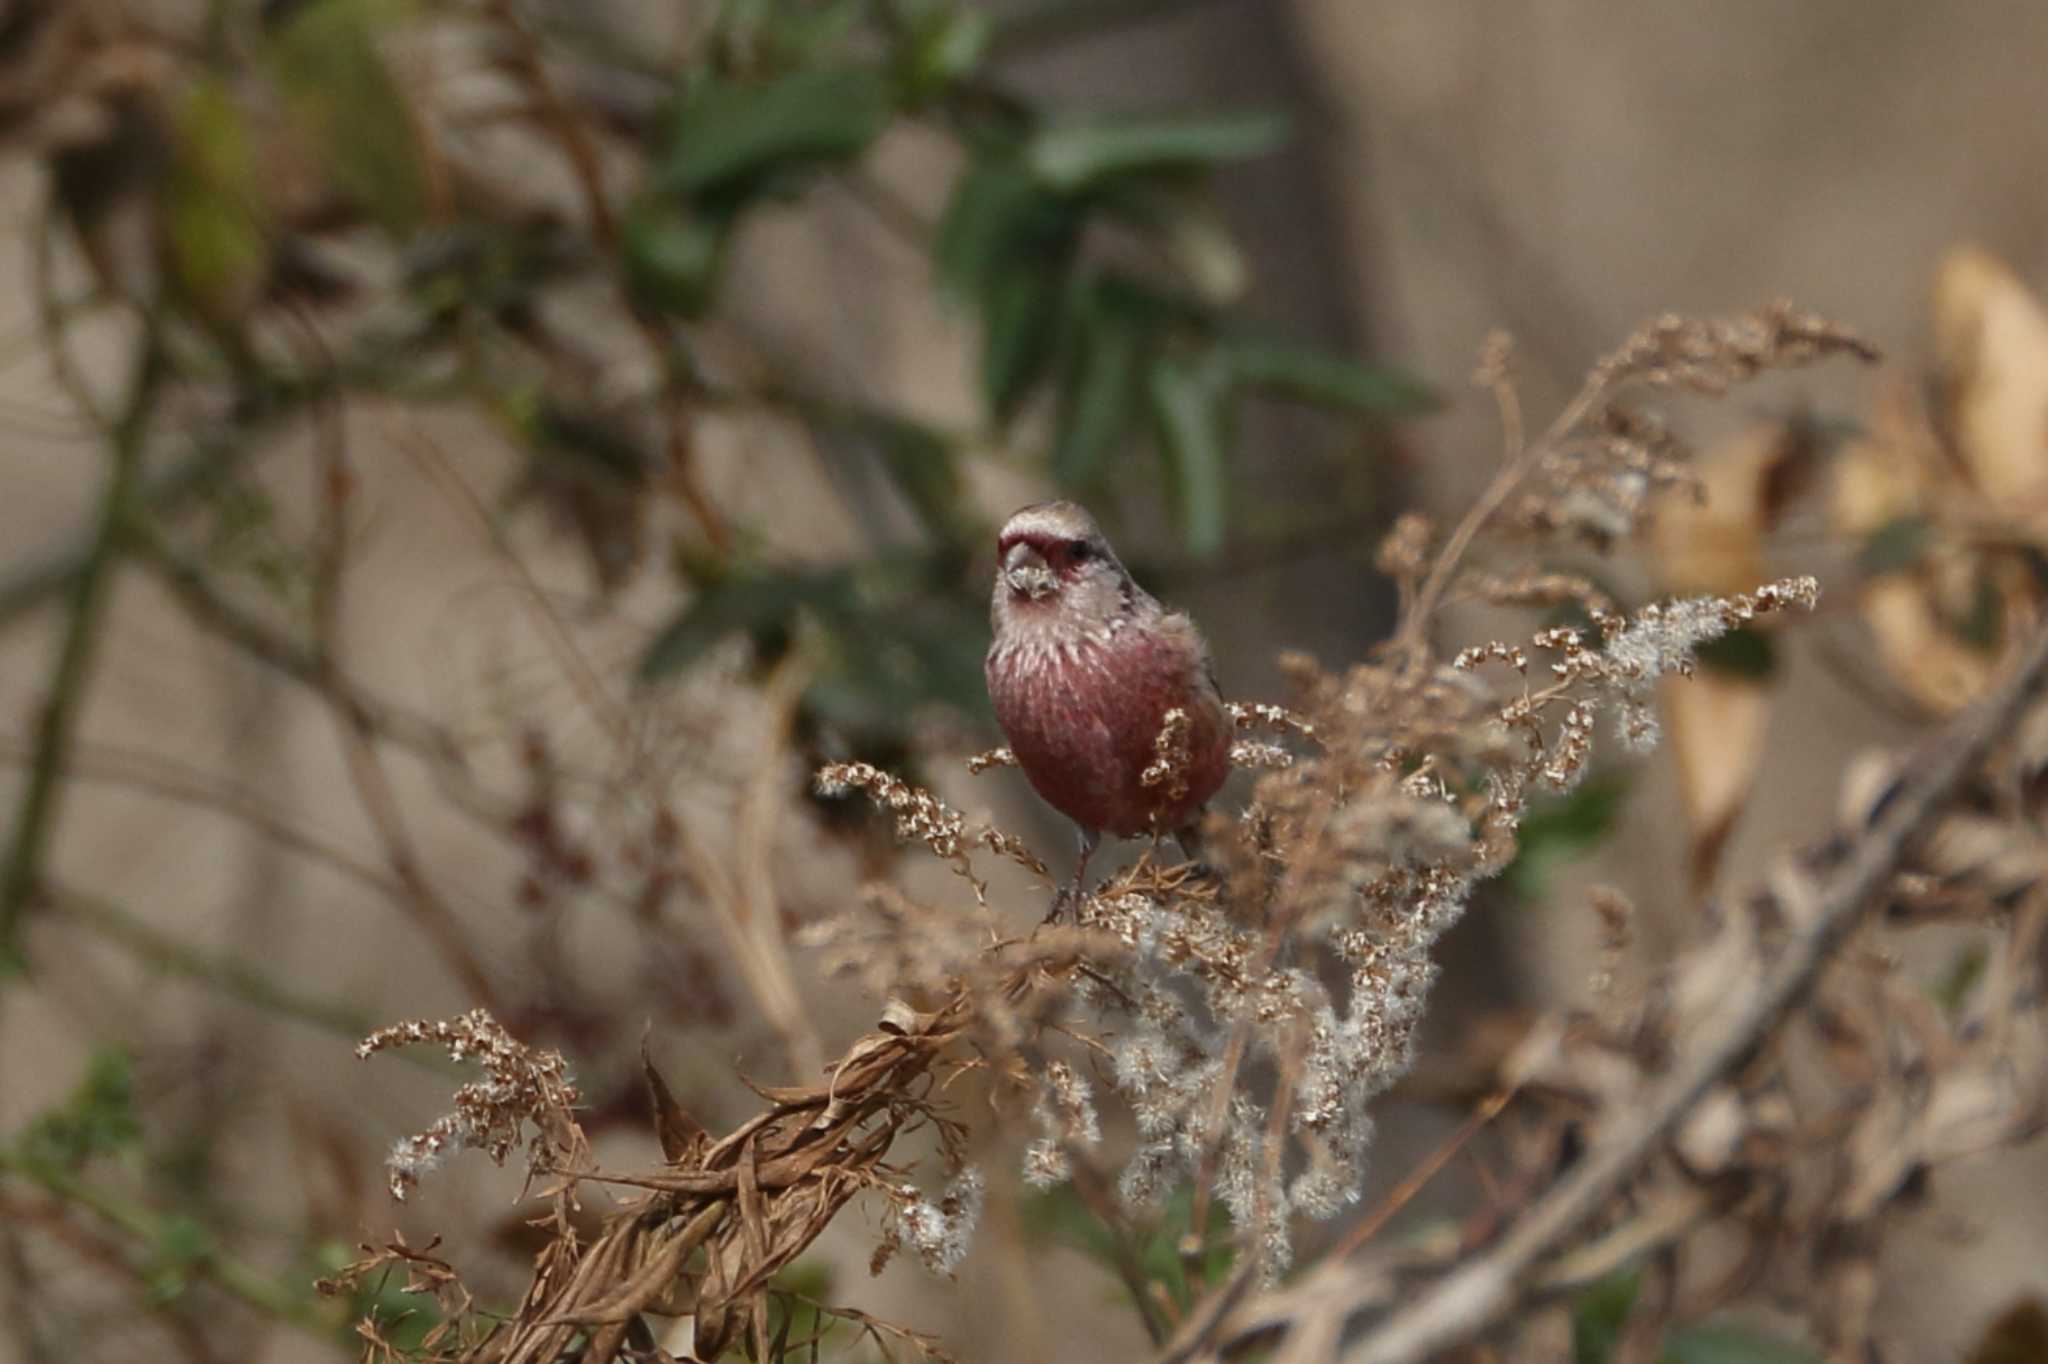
xmin=1933 ymin=245 xmax=2048 ymax=518
xmin=1648 ymin=423 xmax=1795 ymax=595
xmin=1660 ymin=672 xmax=1772 ymax=890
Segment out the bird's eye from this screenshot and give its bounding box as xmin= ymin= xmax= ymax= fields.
xmin=1066 ymin=541 xmax=1095 ymax=564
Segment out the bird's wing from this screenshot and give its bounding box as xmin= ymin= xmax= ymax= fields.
xmin=1161 ymin=608 xmax=1224 ymax=702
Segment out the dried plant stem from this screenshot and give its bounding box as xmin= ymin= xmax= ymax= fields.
xmin=681 ymin=651 xmax=825 ymax=1082
xmin=1331 ymin=1085 xmax=1514 ymax=1260
xmin=1313 ymin=620 xmax=2048 ymax=1364
xmin=1396 ymin=361 xmax=1608 ymax=657
xmin=0 ymin=329 xmax=161 ymax=961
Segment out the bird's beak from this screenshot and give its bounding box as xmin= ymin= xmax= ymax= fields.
xmin=1002 ymin=542 xmax=1058 ymax=600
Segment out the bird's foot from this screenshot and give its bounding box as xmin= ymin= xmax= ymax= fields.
xmin=1045 ymin=877 xmax=1091 ymax=923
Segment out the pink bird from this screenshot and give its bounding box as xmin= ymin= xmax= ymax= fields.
xmin=984 ymin=501 xmax=1231 ymax=913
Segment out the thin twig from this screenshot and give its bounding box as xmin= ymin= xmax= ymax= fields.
xmin=0 ymin=326 xmax=162 ymax=961
xmin=1330 ymin=1087 xmax=1514 ymax=1260
xmin=0 ymin=737 xmax=408 ymax=906
xmin=47 ymin=882 xmax=377 ymax=1040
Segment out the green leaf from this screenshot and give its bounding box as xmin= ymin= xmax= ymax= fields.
xmin=1021 ymin=1184 xmax=1234 ymax=1319
xmin=145 ymin=1215 xmax=218 ymax=1304
xmin=660 ymin=67 xmax=892 ymax=199
xmin=1664 ymin=1323 xmax=1823 ymax=1364
xmin=935 ymin=158 xmax=1055 ymax=300
xmin=1855 ymin=515 xmax=1932 ymax=576
xmin=1026 ymin=110 xmax=1289 ymax=191
xmin=317 ymin=1239 xmax=444 ymax=1351
xmin=270 ymin=0 xmax=428 ymax=237
xmin=1950 ymin=570 xmax=2005 ymax=653
xmin=905 ymin=6 xmax=993 ymax=93
xmin=638 ymin=555 xmax=988 ymax=736
xmin=1227 ymin=339 xmax=1436 ymax=415
xmin=624 ymin=196 xmax=734 ymax=317
xmin=808 ymin=597 xmax=990 ymax=732
xmin=166 ymin=79 xmax=268 ymax=315
xmin=981 ymin=264 xmax=1067 ymax=420
xmin=812 ymin=406 xmax=965 ymax=539
xmin=762 ymin=0 xmax=865 ymax=64
xmin=18 ymin=1048 xmax=141 ymax=1170
xmin=1572 ymin=1269 xmax=1641 ymax=1364
xmin=527 ymin=402 xmax=652 ymax=488
xmin=1932 ymin=941 xmax=1990 ymax=1016
xmin=1148 ymin=353 xmax=1231 ymax=557
xmin=1505 ymin=776 xmax=1627 ymax=900
xmin=639 ymin=567 xmax=854 ymax=681
xmin=1694 ymin=626 xmax=1776 ymax=679
xmin=1052 ymin=288 xmax=1145 ymax=485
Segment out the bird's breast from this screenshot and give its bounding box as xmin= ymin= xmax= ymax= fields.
xmin=985 ymin=625 xmax=1229 ymax=838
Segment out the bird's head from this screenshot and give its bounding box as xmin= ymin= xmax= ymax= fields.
xmin=991 ymin=501 xmax=1135 ymax=631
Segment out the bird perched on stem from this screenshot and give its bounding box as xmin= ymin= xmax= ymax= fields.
xmin=984 ymin=501 xmax=1231 ymax=915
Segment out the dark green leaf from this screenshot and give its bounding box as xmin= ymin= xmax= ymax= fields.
xmin=1856 ymin=515 xmax=1932 ymax=576
xmin=762 ymin=0 xmax=864 ymax=64
xmin=1052 ymin=289 xmax=1145 ymax=486
xmin=1021 ymin=1184 xmax=1233 ymax=1319
xmin=1664 ymin=1322 xmax=1823 ymax=1364
xmin=981 ymin=264 xmax=1067 ymax=420
xmin=660 ymin=67 xmax=892 ymax=198
xmin=638 ymin=567 xmax=854 ymax=681
xmin=811 ymin=406 xmax=964 ymax=539
xmin=624 ymin=196 xmax=734 ymax=317
xmin=808 ymin=599 xmax=990 ymax=732
xmin=1227 ymin=339 xmax=1436 ymax=415
xmin=1026 ymin=110 xmax=1289 ymax=191
xmin=1694 ymin=626 xmax=1776 ymax=679
xmin=528 ymin=403 xmax=652 ymax=487
xmin=270 ymin=0 xmax=427 ymax=237
xmin=1505 ymin=777 xmax=1627 ymax=900
xmin=934 ymin=159 xmax=1057 ymax=301
xmin=1148 ymin=353 xmax=1230 ymax=557
xmin=1572 ymin=1269 xmax=1641 ymax=1364
xmin=317 ymin=1239 xmax=444 ymax=1351
xmin=1951 ymin=571 xmax=2005 ymax=653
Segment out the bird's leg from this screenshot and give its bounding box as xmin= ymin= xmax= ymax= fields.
xmin=1048 ymin=826 xmax=1101 ymax=922
xmin=1172 ymin=821 xmax=1219 ymax=884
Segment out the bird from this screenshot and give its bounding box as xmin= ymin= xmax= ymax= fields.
xmin=983 ymin=500 xmax=1231 ymax=915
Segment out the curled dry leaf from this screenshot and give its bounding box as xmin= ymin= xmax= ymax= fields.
xmin=1659 ymin=671 xmax=1772 ymax=890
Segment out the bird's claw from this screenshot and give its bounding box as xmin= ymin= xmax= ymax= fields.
xmin=1045 ymin=879 xmax=1087 ymax=923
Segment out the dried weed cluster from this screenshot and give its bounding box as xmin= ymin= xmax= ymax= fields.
xmin=332 ymin=303 xmax=1974 ymax=1363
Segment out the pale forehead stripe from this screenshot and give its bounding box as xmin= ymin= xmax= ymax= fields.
xmin=1001 ymin=505 xmax=1095 ymax=540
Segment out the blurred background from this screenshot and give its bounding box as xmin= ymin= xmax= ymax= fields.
xmin=3 ymin=1 xmax=2047 ymax=1360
